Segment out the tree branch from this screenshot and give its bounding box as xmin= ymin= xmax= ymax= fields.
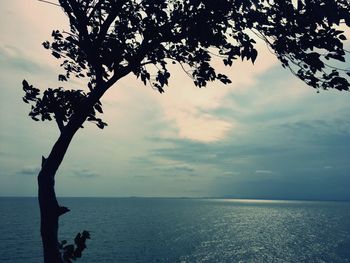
xmin=96 ymin=0 xmax=126 ymax=45
xmin=38 ymin=0 xmax=60 ymax=7
xmin=87 ymin=0 xmax=103 ymax=21
xmin=54 ymin=113 xmax=65 ymax=132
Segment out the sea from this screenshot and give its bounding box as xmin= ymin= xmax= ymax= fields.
xmin=0 ymin=197 xmax=350 ymax=263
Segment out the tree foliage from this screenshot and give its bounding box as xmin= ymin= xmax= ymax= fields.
xmin=59 ymin=231 xmax=91 ymax=263
xmin=22 ymin=1 xmax=350 ymax=262
xmin=23 ymin=0 xmax=350 ymax=128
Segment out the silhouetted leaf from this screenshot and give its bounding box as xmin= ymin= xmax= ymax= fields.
xmin=94 ymin=104 xmax=103 ymax=113
xmin=339 ymin=34 xmax=347 ymax=40
xmin=58 ymin=74 xmax=67 ymax=81
xmin=52 ymin=51 xmax=61 ymax=59
xmin=251 ymin=49 xmax=258 ymax=64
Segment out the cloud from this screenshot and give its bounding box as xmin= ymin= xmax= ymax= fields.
xmin=162 ymin=165 xmax=195 ymax=173
xmin=16 ymin=166 xmax=40 ymax=176
xmin=149 ymin=41 xmax=279 ymax=143
xmin=255 ymin=170 xmax=274 ymax=175
xmin=69 ymin=169 xmax=100 ymax=178
xmin=215 ymin=171 xmax=241 ymax=179
xmin=158 ymin=165 xmax=196 ymax=177
xmin=149 ymin=137 xmax=289 ymax=167
xmin=217 ymin=171 xmax=350 ymax=200
xmin=144 ymin=116 xmax=350 ymax=195
xmin=15 ymin=166 xmax=100 ymax=179
xmin=0 ymin=45 xmax=43 ymax=73
xmin=1 ymin=0 xmax=69 ymax=64
xmin=102 ymin=39 xmax=279 ymax=144
xmin=0 ymin=44 xmax=48 ymax=74
xmin=1 ymin=0 xmax=350 ymax=199
xmin=222 ymin=171 xmax=241 ymax=176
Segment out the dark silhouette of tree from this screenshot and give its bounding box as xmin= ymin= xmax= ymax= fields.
xmin=22 ymin=0 xmax=349 ymax=262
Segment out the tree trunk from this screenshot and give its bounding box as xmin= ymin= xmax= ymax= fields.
xmin=38 ymin=118 xmax=82 ymax=263
xmin=36 ymin=73 xmax=127 ymax=262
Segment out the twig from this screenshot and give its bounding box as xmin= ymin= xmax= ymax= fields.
xmin=38 ymin=0 xmax=61 ymax=7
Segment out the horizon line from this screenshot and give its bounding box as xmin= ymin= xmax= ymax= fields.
xmin=0 ymin=196 xmax=349 ymax=202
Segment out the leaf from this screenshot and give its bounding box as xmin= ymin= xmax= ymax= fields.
xmin=63 ymin=244 xmax=75 ymax=254
xmin=82 ymin=231 xmax=90 ymax=239
xmin=74 ymin=233 xmax=81 ymax=245
xmin=58 ymin=74 xmax=67 ymax=81
xmin=87 ymin=116 xmax=96 ymax=121
xmin=22 ymin=80 xmax=29 ymax=91
xmin=225 ymin=59 xmax=233 ymax=66
xmin=42 ymin=41 xmax=50 ymax=49
xmin=327 ymin=52 xmax=345 ymax=62
xmin=88 ymin=82 xmax=93 ymax=90
xmin=94 ymin=104 xmax=103 ymax=113
xmin=251 ymin=49 xmax=258 ymax=64
xmin=96 ymin=122 xmax=104 ymax=129
xmin=217 ymin=74 xmax=232 ymax=84
xmin=339 ymin=34 xmax=347 ymax=41
xmin=51 ymin=51 xmax=61 ymax=59
xmin=51 ymin=30 xmax=63 ymax=40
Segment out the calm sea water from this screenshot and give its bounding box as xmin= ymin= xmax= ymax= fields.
xmin=0 ymin=197 xmax=350 ymax=263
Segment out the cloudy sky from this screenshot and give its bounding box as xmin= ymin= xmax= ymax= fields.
xmin=0 ymin=1 xmax=349 ymax=200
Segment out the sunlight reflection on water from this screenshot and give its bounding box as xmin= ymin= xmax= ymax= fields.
xmin=1 ymin=197 xmax=350 ymax=263
xmin=212 ymin=198 xmax=298 ymax=204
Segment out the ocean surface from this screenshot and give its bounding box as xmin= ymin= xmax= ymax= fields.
xmin=0 ymin=198 xmax=350 ymax=263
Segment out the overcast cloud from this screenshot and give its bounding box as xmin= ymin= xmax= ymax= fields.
xmin=0 ymin=0 xmax=349 ymax=200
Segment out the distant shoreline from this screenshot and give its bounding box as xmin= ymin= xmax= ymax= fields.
xmin=0 ymin=196 xmax=349 ymax=202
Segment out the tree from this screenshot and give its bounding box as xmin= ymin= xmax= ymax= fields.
xmin=22 ymin=0 xmax=349 ymax=262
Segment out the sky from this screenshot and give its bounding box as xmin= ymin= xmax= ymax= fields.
xmin=0 ymin=0 xmax=349 ymax=200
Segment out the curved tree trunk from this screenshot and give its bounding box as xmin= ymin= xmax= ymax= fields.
xmin=38 ymin=124 xmax=80 ymax=263
xmin=37 ymin=98 xmax=92 ymax=262
xmin=37 ymin=73 xmax=127 ymax=262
